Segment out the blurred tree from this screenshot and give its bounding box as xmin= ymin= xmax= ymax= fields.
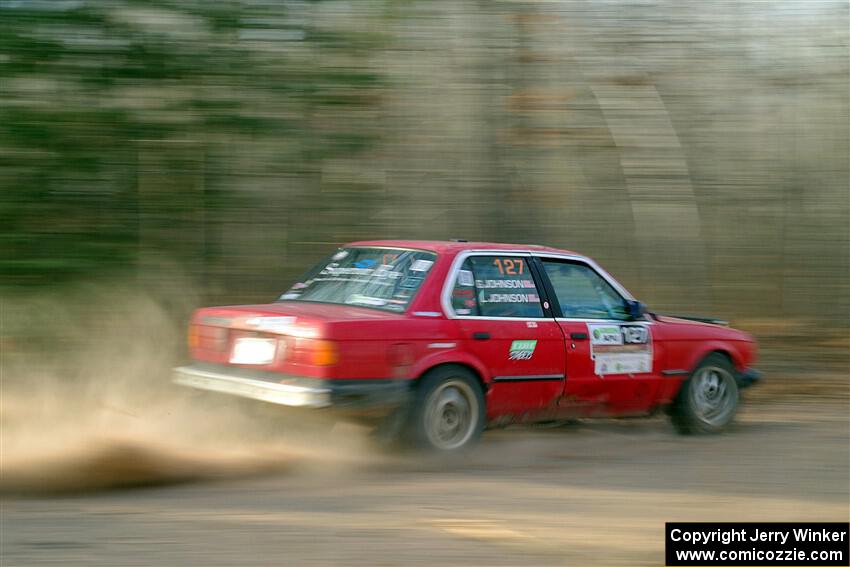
xmin=0 ymin=0 xmax=386 ymax=288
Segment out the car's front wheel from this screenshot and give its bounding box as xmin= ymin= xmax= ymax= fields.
xmin=671 ymin=353 xmax=739 ymax=434
xmin=407 ymin=366 xmax=485 ymax=453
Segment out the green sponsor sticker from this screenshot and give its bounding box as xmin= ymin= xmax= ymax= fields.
xmin=509 ymin=340 xmax=537 ymax=360
xmin=593 ymin=326 xmax=618 ymax=339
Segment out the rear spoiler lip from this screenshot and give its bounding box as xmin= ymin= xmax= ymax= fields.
xmin=652 ymin=313 xmax=729 ymax=326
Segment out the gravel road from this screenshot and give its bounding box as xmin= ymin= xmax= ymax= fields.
xmin=2 ymin=398 xmax=847 ymax=566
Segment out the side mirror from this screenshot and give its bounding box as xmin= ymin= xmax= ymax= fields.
xmin=626 ymin=300 xmax=647 ymax=321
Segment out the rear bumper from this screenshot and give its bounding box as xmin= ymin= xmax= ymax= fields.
xmin=737 ymin=367 xmax=762 ymax=388
xmin=174 ymin=365 xmax=332 ymax=408
xmin=173 ymin=363 xmax=410 ymax=414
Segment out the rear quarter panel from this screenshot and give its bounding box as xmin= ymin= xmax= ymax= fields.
xmin=327 ymin=318 xmax=466 ymax=379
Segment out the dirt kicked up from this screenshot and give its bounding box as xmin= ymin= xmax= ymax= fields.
xmin=0 ymin=392 xmax=377 ymax=495
xmin=0 ymin=284 xmax=389 ymax=495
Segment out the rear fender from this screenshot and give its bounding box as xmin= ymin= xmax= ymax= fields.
xmin=408 ymin=347 xmax=491 ymax=386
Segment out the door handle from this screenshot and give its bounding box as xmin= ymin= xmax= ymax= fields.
xmin=570 ymin=332 xmax=588 ymax=340
xmin=472 ymin=332 xmax=491 ymax=341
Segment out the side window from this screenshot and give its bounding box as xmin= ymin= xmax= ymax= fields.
xmin=450 ymin=259 xmax=480 ymax=316
xmin=541 ymin=260 xmax=629 ymax=320
xmin=450 ymin=255 xmax=544 ymax=318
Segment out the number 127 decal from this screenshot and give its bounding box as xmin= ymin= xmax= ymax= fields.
xmin=620 ymin=325 xmax=648 ymax=344
xmin=493 ymin=258 xmax=525 ymax=275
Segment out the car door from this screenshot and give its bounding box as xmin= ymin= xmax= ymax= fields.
xmin=445 ymin=252 xmax=566 ymax=421
xmin=534 ymin=256 xmax=663 ymax=416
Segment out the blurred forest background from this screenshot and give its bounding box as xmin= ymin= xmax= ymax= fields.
xmin=1 ymin=0 xmax=847 ymax=366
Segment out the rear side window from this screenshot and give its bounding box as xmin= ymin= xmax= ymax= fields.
xmin=279 ymin=247 xmax=436 ymax=313
xmin=450 ymin=255 xmax=544 ymax=318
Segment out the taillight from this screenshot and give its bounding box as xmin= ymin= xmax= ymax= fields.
xmin=291 ymin=338 xmax=339 ymax=366
xmin=190 ymin=325 xmax=229 ymax=352
xmin=188 ymin=324 xmax=200 ymax=349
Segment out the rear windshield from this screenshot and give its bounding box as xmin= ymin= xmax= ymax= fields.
xmin=278 ymin=247 xmax=437 ymax=313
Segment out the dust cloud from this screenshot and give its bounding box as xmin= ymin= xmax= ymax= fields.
xmin=0 ymin=280 xmax=379 ymax=496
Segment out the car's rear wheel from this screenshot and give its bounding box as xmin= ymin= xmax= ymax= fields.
xmin=671 ymin=353 xmax=739 ymax=434
xmin=407 ymin=366 xmax=485 ymax=453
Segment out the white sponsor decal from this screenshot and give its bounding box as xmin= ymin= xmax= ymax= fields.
xmin=332 ymin=250 xmax=349 ymax=260
xmin=347 ymin=294 xmax=387 ymax=307
xmin=587 ymin=323 xmax=653 ymax=375
xmin=458 ymin=269 xmax=474 ymax=287
xmin=321 ymin=266 xmax=401 ymax=278
xmin=475 ymin=279 xmax=537 ymax=289
xmin=410 ymin=259 xmax=434 ymax=272
xmin=480 ymin=293 xmax=540 ymax=304
xmin=621 ymin=325 xmax=649 ymax=344
xmin=588 ymin=324 xmax=622 ymax=345
xmin=594 ymin=353 xmax=652 ymax=375
xmin=246 ymin=316 xmax=297 ymax=332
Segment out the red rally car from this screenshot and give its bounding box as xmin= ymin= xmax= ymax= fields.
xmin=174 ymin=240 xmax=760 ymax=452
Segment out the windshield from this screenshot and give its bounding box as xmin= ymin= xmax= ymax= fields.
xmin=277 ymin=247 xmax=438 ymax=312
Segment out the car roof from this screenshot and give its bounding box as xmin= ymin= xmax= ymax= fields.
xmin=345 ymin=239 xmax=582 ymax=257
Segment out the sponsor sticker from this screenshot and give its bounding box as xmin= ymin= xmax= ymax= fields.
xmin=620 ymin=325 xmax=649 ymax=344
xmin=245 ymin=316 xmax=297 ymax=332
xmin=475 ymin=279 xmax=537 ymax=289
xmin=410 ymin=259 xmax=434 ymax=272
xmin=509 ymin=339 xmax=537 ymax=360
xmin=589 ymin=324 xmax=622 ymax=345
xmin=596 ymin=353 xmax=652 ymax=375
xmin=588 ymin=323 xmax=653 ymax=375
xmin=320 ymin=266 xmax=401 ymax=279
xmin=347 ymin=294 xmax=387 ymax=307
xmin=480 ymin=293 xmax=539 ymax=304
xmin=331 ymin=250 xmax=349 ymax=261
xmin=458 ymin=269 xmax=474 ymax=287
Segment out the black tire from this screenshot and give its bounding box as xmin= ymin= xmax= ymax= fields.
xmin=671 ymin=353 xmax=739 ymax=434
xmin=404 ymin=365 xmax=485 ymax=454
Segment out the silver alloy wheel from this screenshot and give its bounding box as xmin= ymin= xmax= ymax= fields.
xmin=423 ymin=378 xmax=479 ymax=451
xmin=690 ymin=365 xmax=736 ymax=426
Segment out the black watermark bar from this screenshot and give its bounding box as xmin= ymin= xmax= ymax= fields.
xmin=666 ymin=523 xmax=849 ymax=566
